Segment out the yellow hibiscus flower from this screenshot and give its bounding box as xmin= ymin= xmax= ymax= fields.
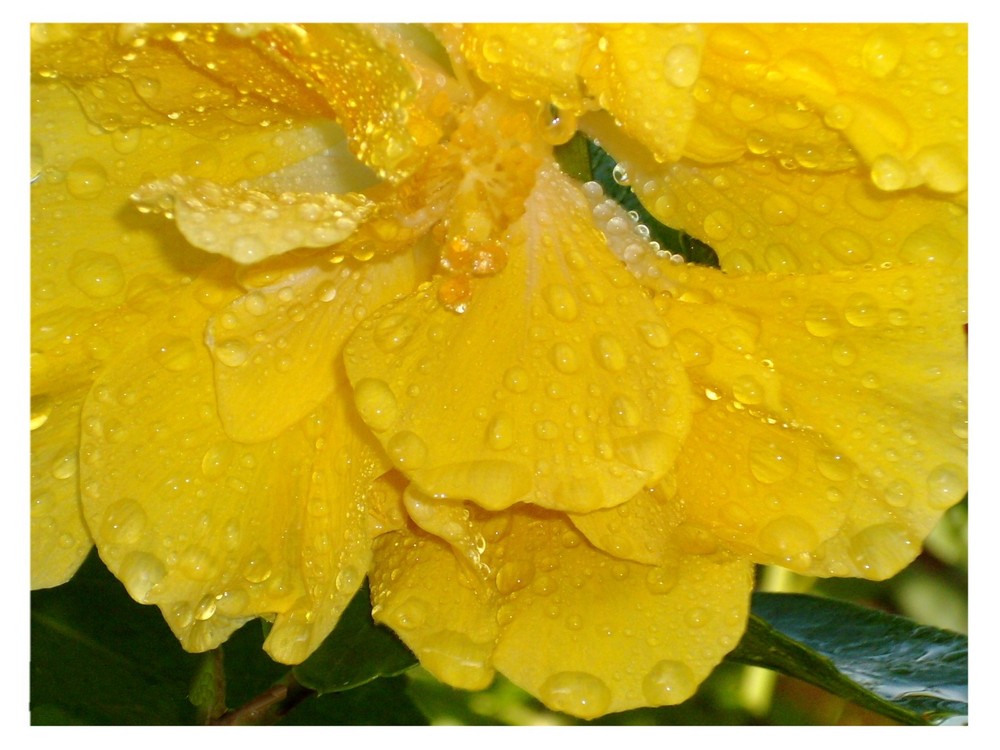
xmin=31 ymin=23 xmax=967 ymax=719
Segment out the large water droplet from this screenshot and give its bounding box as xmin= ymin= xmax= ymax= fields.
xmin=926 ymin=463 xmax=966 ymax=509
xmin=214 ymin=338 xmax=250 ymax=367
xmin=119 ymin=551 xmax=166 ymax=602
xmin=100 ymin=498 xmax=147 ymax=545
xmin=539 ymin=671 xmax=612 ymax=720
xmin=69 ymin=250 xmax=125 ymax=298
xmin=749 ymin=439 xmax=797 ymax=483
xmin=495 ymin=560 xmax=536 ymax=595
xmin=353 ymin=378 xmax=399 ymax=432
xmin=643 ymin=660 xmax=696 ymax=706
xmin=66 ymin=157 xmax=108 ymax=199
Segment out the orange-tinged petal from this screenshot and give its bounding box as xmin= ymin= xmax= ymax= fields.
xmin=693 ymin=24 xmax=967 ymax=193
xmin=649 ymin=262 xmax=967 ymax=578
xmin=345 ymin=165 xmax=692 ymax=513
xmin=370 ymin=505 xmax=753 ymax=718
xmin=78 ymin=275 xmax=386 ymax=661
xmin=631 ymin=155 xmax=966 ymax=274
xmin=31 ymin=385 xmax=93 ymax=588
xmin=207 ymin=250 xmax=426 ymax=443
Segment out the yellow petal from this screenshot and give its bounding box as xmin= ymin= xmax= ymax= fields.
xmin=132 ymin=177 xmax=373 ymax=264
xmin=370 ymin=505 xmax=753 ymax=718
xmin=345 ymin=164 xmax=692 ymax=513
xmin=653 ymin=262 xmax=967 ymax=579
xmin=370 ymin=514 xmax=500 ymax=691
xmin=30 ymin=385 xmax=93 ymax=588
xmin=33 ymin=24 xmax=423 ymax=181
xmin=207 ymin=250 xmax=425 ymax=442
xmin=568 ymin=479 xmax=685 ymax=566
xmin=694 ymin=24 xmax=967 ymax=193
xmin=78 ymin=274 xmax=385 ymax=660
xmin=581 ymin=24 xmax=704 ymax=163
xmin=631 ymin=155 xmax=966 ymax=274
xmin=435 ymin=24 xmax=589 ymax=113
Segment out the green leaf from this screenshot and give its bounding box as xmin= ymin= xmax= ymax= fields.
xmin=731 ymin=592 xmax=967 ymax=725
xmin=292 ymin=579 xmax=417 ymax=694
xmin=579 ymin=136 xmax=721 ymax=268
xmin=30 ymin=549 xmax=202 ymax=725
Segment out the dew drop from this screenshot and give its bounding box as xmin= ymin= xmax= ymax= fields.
xmin=503 ymin=367 xmax=529 ymax=393
xmin=870 ymin=154 xmax=909 ymax=191
xmin=69 ymin=250 xmax=126 ymax=298
xmin=373 ymin=313 xmax=420 ymax=352
xmin=119 ymin=551 xmax=166 ymax=602
xmin=353 ymin=378 xmax=399 ymax=432
xmin=50 ymin=449 xmax=78 ymax=480
xmin=926 ymin=463 xmax=966 ymax=509
xmin=495 ymin=560 xmax=536 ymax=595
xmin=592 ymin=333 xmax=627 ymax=371
xmin=804 ymin=302 xmax=839 ymax=337
xmin=760 ymin=193 xmax=799 ymax=226
xmin=663 ymin=43 xmax=700 ymax=87
xmin=732 ymin=374 xmax=764 ymax=405
xmin=821 ymin=228 xmax=872 ymax=264
xmin=539 ymin=671 xmax=612 ymax=720
xmin=153 ymin=336 xmax=197 ymax=372
xmin=214 ymin=338 xmax=250 ymax=367
xmin=550 ymin=342 xmax=579 ymax=374
xmin=844 ymin=293 xmax=880 ymax=327
xmin=486 ymin=413 xmax=515 ymax=451
xmin=862 ymin=32 xmax=904 ymax=78
xmin=100 ymin=498 xmax=147 ymax=545
xmin=543 ymin=284 xmax=579 ymax=322
xmin=749 ymin=440 xmax=797 ymax=484
xmin=645 ymin=565 xmax=679 ymax=595
xmin=387 ymin=431 xmax=428 ymax=469
xmin=758 ymin=515 xmax=819 ymax=556
xmin=66 ymin=157 xmax=108 ymax=199
xmin=609 ymin=393 xmax=641 ymax=427
xmin=643 ymin=660 xmax=696 ymax=706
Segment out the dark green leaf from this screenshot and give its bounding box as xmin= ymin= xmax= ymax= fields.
xmin=30 ymin=549 xmax=201 ymax=725
xmin=731 ymin=592 xmax=967 ymax=725
xmin=292 ymin=579 xmax=417 ymax=694
xmin=584 ymin=138 xmax=721 ymax=268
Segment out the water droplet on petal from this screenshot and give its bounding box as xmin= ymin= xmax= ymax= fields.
xmin=926 ymin=463 xmax=966 ymax=509
xmin=353 ymin=378 xmax=399 ymax=432
xmin=539 ymin=671 xmax=611 ymax=720
xmin=119 ymin=551 xmax=166 ymax=602
xmin=749 ymin=439 xmax=797 ymax=483
xmin=643 ymin=660 xmax=696 ymax=706
xmin=66 ymin=157 xmax=108 ymax=199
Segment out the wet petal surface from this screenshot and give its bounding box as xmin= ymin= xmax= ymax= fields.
xmin=346 ymin=165 xmax=692 ymax=513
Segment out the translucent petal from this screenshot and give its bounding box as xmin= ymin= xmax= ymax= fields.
xmin=30 ymin=385 xmax=93 ymax=588
xmin=78 ymin=275 xmax=385 ymax=659
xmin=207 ymin=250 xmax=424 ymax=442
xmin=345 ymin=165 xmax=692 ymax=513
xmin=631 ymin=156 xmax=967 ymax=274
xmin=653 ymin=262 xmax=967 ymax=579
xmin=370 ymin=505 xmax=753 ymax=718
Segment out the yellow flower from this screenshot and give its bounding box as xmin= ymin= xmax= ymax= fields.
xmin=31 ymin=23 xmax=967 ymax=719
